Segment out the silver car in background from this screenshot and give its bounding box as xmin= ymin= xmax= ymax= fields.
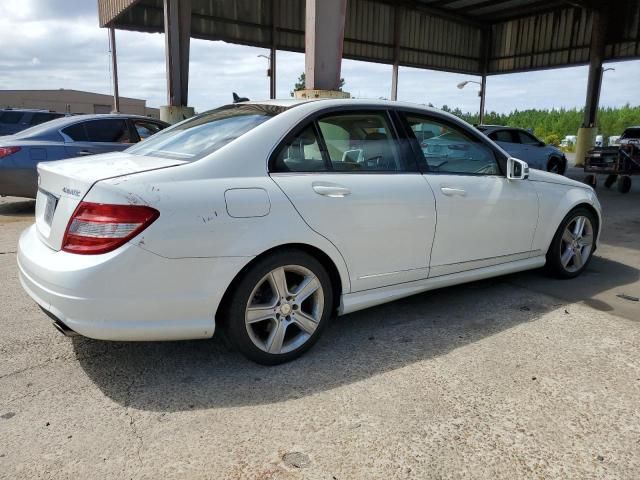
xmin=477 ymin=125 xmax=568 ymax=174
xmin=0 ymin=114 xmax=169 ymax=198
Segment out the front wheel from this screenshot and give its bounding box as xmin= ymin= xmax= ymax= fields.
xmin=545 ymin=208 xmax=597 ymax=279
xmin=223 ymin=250 xmax=333 ymax=365
xmin=547 ymin=157 xmax=565 ymax=175
xmin=617 ymin=175 xmax=632 ymax=194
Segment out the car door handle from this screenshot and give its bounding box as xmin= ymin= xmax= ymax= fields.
xmin=77 ymin=150 xmax=94 ymax=156
xmin=312 ymin=183 xmax=351 ymax=198
xmin=440 ymin=187 xmax=466 ymax=197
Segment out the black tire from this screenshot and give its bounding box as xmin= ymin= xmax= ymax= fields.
xmin=584 ymin=174 xmax=597 ymax=188
xmin=617 ymin=175 xmax=632 ymax=194
xmin=222 ymin=249 xmax=333 ymax=365
xmin=547 ymin=157 xmax=565 ymax=175
xmin=545 ymin=207 xmax=597 ymax=279
xmin=604 ymin=174 xmax=617 ymax=188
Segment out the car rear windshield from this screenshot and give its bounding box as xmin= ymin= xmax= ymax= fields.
xmin=621 ymin=128 xmax=640 ymax=139
xmin=127 ymin=104 xmax=288 ymax=161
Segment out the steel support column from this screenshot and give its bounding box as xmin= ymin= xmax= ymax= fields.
xmin=269 ymin=1 xmax=278 ymax=99
xmin=575 ymin=9 xmax=608 ymax=166
xmin=304 ymin=0 xmax=347 ymax=91
xmin=390 ymin=5 xmax=401 ymax=101
xmin=163 ymin=0 xmax=192 ymax=111
xmin=478 ymin=29 xmax=490 ymax=125
xmin=108 ymin=27 xmax=120 ymax=113
xmin=583 ymin=10 xmax=607 ymax=129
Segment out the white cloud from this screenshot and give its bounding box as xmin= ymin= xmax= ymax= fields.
xmin=0 ymin=0 xmax=638 ymax=114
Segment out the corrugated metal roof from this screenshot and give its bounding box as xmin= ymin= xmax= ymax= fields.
xmin=98 ymin=0 xmax=139 ymax=27
xmin=98 ymin=0 xmax=640 ymax=75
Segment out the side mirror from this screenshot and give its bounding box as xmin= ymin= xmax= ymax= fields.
xmin=507 ymin=157 xmax=529 ymax=180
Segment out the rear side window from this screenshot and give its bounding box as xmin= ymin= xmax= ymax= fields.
xmin=517 ymin=131 xmax=541 ymax=145
xmin=62 ymin=122 xmax=88 ymax=141
xmin=0 ymin=111 xmax=24 ymax=124
xmin=128 ymin=104 xmax=287 ymax=161
xmin=317 ymin=112 xmax=404 ymax=171
xmin=85 ymin=119 xmax=132 ymax=143
xmin=489 ymin=130 xmax=514 ymax=143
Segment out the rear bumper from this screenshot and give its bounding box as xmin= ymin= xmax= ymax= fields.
xmin=18 ymin=224 xmax=249 ymax=341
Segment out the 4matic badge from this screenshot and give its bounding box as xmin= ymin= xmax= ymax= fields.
xmin=62 ymin=187 xmax=82 ymax=197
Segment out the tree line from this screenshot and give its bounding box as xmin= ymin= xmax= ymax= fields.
xmin=437 ymin=104 xmax=640 ymax=145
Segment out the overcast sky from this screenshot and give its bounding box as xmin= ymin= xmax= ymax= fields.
xmin=1 ymin=0 xmax=639 ymax=114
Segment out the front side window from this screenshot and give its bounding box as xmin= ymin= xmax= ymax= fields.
xmin=133 ymin=120 xmax=165 ymax=140
xmin=403 ymin=114 xmax=501 ymax=175
xmin=128 ymin=104 xmax=286 ymax=161
xmin=317 ymin=112 xmax=403 ymax=171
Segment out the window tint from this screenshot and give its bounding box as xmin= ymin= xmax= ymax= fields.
xmin=317 ymin=112 xmax=403 ymax=171
xmin=134 ymin=120 xmax=164 ymax=140
xmin=0 ymin=111 xmax=24 ymax=124
xmin=489 ymin=130 xmax=514 ymax=143
xmin=29 ymin=112 xmax=63 ymax=126
xmin=85 ymin=119 xmax=132 ymax=143
xmin=403 ymin=114 xmax=501 ymax=175
xmin=621 ymin=128 xmax=640 ymax=139
xmin=517 ymin=131 xmax=541 ymax=145
xmin=273 ymin=125 xmax=326 ymax=172
xmin=62 ymin=122 xmax=88 ymax=141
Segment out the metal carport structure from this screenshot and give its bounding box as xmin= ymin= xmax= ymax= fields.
xmin=98 ymin=0 xmax=640 ymax=163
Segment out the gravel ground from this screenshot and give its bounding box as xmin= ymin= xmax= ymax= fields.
xmin=0 ymin=181 xmax=638 ymax=479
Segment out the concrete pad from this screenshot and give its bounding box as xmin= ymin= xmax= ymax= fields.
xmin=0 ymin=186 xmax=638 ymax=479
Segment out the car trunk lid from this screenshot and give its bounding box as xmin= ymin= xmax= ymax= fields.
xmin=35 ymin=152 xmax=185 ymax=251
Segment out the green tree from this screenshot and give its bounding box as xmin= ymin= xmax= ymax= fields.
xmin=436 ymin=104 xmax=640 ymax=142
xmin=290 ymin=72 xmax=345 ymax=97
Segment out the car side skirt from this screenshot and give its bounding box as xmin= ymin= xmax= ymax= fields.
xmin=338 ymin=255 xmax=546 ymax=315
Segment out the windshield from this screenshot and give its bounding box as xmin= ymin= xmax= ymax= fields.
xmin=127 ymin=104 xmax=288 ymax=161
xmin=621 ymin=128 xmax=640 ymax=139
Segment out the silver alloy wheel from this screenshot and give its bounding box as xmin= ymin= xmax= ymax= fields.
xmin=560 ymin=215 xmax=594 ymax=273
xmin=245 ymin=265 xmax=324 ymax=355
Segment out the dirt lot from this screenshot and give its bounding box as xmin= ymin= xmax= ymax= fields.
xmin=1 ymin=172 xmax=639 ymax=479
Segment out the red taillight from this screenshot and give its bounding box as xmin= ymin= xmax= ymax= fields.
xmin=0 ymin=146 xmax=21 ymax=158
xmin=62 ymin=202 xmax=159 ymax=255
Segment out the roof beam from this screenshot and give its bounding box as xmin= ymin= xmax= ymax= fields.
xmin=378 ymin=0 xmax=488 ymax=27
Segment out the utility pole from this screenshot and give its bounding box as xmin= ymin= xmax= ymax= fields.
xmin=109 ymin=27 xmax=120 ymax=113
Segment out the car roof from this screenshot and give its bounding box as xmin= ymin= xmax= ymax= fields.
xmin=477 ymin=125 xmax=533 ymax=134
xmin=0 ymin=108 xmax=53 ymax=113
xmin=238 ymin=97 xmax=463 ymax=118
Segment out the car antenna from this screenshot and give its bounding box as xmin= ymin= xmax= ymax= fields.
xmin=232 ymin=92 xmax=250 ymax=103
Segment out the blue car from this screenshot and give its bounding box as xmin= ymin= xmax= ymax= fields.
xmin=0 ymin=114 xmax=168 ymax=198
xmin=0 ymin=109 xmax=67 ymax=136
xmin=477 ymin=125 xmax=567 ymax=174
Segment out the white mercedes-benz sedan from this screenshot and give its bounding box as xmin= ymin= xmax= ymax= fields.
xmin=18 ymin=99 xmax=602 ymax=364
